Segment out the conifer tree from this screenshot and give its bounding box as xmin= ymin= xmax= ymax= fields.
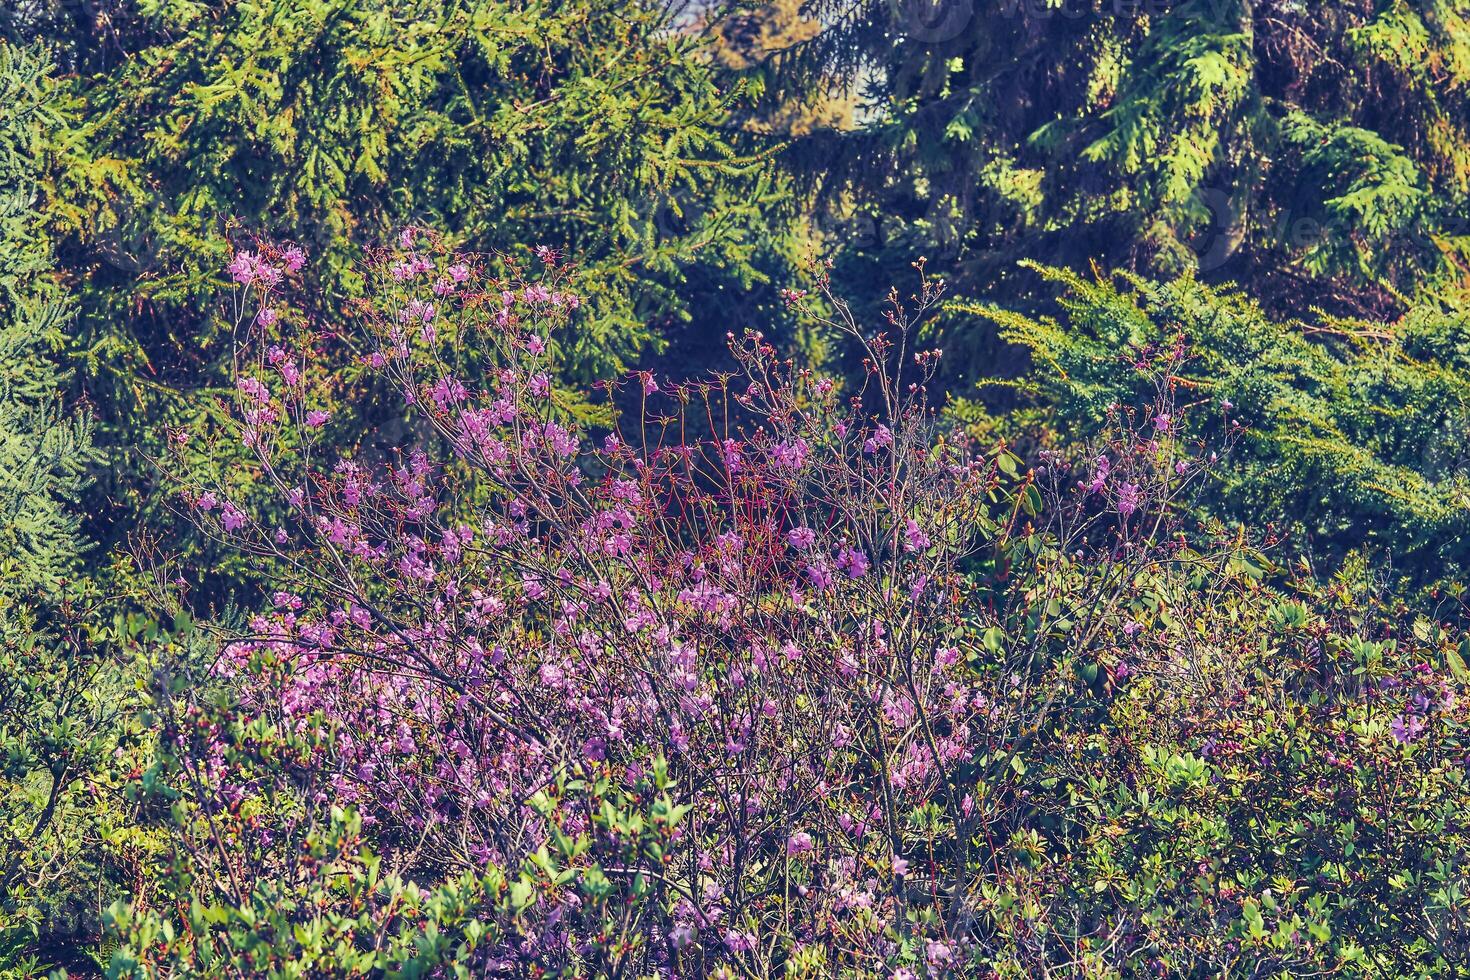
xmin=0 ymin=42 xmax=117 ymax=969
xmin=12 ymin=0 xmax=803 ymax=575
xmin=748 ymin=0 xmax=1470 ymax=323
xmin=956 ymin=262 xmax=1470 ymax=597
xmin=0 ymin=43 xmax=91 ymax=592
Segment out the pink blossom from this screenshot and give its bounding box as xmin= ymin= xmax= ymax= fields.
xmin=805 ymin=562 xmax=834 ymax=590
xmin=836 ymin=546 xmax=870 ymax=579
xmin=1117 ymin=482 xmax=1141 ymax=517
xmin=771 ymin=437 xmax=809 ymax=470
xmin=788 ymin=526 xmax=816 ymax=551
xmin=237 ymin=377 xmax=271 ymax=404
xmin=228 ymin=250 xmax=268 ymax=285
xmin=1390 ymin=714 xmax=1425 ymax=744
xmin=903 ymin=519 xmax=931 ymax=553
xmin=862 ymin=424 xmax=893 ymax=453
xmin=220 ymin=503 xmax=246 ymax=533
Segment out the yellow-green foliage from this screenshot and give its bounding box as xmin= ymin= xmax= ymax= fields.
xmin=955 ymin=262 xmax=1470 ymax=596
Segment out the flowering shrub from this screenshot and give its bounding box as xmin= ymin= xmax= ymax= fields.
xmin=107 ymin=238 xmax=1470 ymax=978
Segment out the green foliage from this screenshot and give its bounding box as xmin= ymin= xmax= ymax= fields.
xmin=110 ymin=651 xmax=698 ymax=979
xmin=25 ymin=0 xmax=800 ymax=569
xmin=957 ymin=263 xmax=1470 ymax=598
xmin=990 ymin=562 xmax=1470 ymax=976
xmin=762 ymin=0 xmax=1470 ymax=337
xmin=0 ymin=41 xmax=93 ymax=594
xmin=0 ymin=48 xmax=140 ymax=974
xmin=59 ymin=0 xmax=786 ymax=370
xmin=0 ymin=40 xmax=92 ymax=918
xmin=106 ymin=803 xmax=517 ymax=979
xmin=6 ymin=3 xmax=1470 ymax=974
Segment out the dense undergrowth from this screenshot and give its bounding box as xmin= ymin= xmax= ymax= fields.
xmin=101 ymin=242 xmax=1470 ymax=976
xmin=4 ymin=1 xmax=1470 ymax=976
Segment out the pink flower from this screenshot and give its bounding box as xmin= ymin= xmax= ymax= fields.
xmin=237 ymin=377 xmax=271 ymax=404
xmin=805 ymin=562 xmax=834 ymax=590
xmin=1117 ymin=482 xmax=1141 ymax=518
xmin=721 ymin=438 xmax=744 ymax=473
xmin=399 ymin=300 xmax=435 ymax=324
xmin=836 ymin=546 xmax=870 ymax=579
xmin=280 ymin=245 xmax=306 ymax=272
xmin=305 ymin=409 xmax=330 ymax=428
xmin=430 ymin=376 xmax=467 ymax=408
xmin=903 ymin=519 xmax=931 ymax=553
xmin=1390 ymin=714 xmax=1425 ymax=744
xmin=229 ymin=250 xmax=264 ymax=285
xmin=892 ymin=855 xmax=909 ymax=877
xmin=256 ymin=307 xmax=278 ymax=327
xmin=788 ymin=526 xmax=816 ymax=551
xmin=771 ymin=438 xmax=809 ymax=470
xmin=863 ymin=424 xmax=893 ymax=453
xmin=1154 ymin=413 xmax=1172 ymax=432
xmin=220 ymin=503 xmax=246 ymax=533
